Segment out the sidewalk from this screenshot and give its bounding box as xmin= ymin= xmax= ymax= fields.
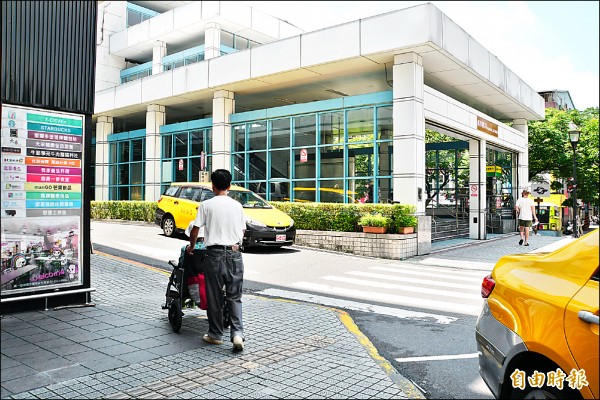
xmin=1 ymin=252 xmax=422 ymax=399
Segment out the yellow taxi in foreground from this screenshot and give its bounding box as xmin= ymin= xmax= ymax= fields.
xmin=155 ymin=182 xmax=295 ymax=249
xmin=476 ymin=229 xmax=599 ymax=399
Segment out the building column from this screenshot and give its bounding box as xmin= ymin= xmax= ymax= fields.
xmin=145 ymin=104 xmax=165 ymax=201
xmin=392 ymin=52 xmax=426 ymax=214
xmin=95 ymin=116 xmax=113 ymax=201
xmin=152 ymin=41 xmax=167 ymax=75
xmin=212 ymin=90 xmax=235 ymax=171
xmin=512 ymin=118 xmax=529 ymax=193
xmin=205 ymin=22 xmax=221 ymax=60
xmin=469 ymin=138 xmax=487 ymax=239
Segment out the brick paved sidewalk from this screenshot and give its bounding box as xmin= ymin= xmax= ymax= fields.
xmin=1 ymin=253 xmax=419 ymax=399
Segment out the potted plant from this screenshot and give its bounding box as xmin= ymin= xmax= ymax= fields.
xmin=358 ymin=213 xmax=390 ymax=234
xmin=395 ymin=213 xmax=417 ymax=234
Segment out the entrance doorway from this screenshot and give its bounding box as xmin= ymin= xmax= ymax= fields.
xmin=485 ymin=148 xmax=516 ymax=234
xmin=425 ymin=130 xmax=470 ymax=241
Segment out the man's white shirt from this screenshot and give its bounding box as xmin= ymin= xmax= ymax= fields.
xmin=192 ymin=195 xmax=246 ymax=247
xmin=516 ymin=197 xmax=535 ymax=220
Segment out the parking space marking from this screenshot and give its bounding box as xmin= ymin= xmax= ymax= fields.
xmin=395 ymin=353 xmax=479 ymax=363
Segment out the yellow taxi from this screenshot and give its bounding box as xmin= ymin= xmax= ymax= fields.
xmin=476 ymin=229 xmax=599 ymax=399
xmin=155 ymin=182 xmax=295 ymax=249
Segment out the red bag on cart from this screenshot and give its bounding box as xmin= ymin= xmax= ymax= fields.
xmin=186 ymin=273 xmax=207 ymax=310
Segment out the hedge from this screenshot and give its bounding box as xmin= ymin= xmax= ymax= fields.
xmin=91 ymin=201 xmax=157 ymax=223
xmin=91 ymin=200 xmax=418 ymax=233
xmin=270 ymin=202 xmax=417 ymax=233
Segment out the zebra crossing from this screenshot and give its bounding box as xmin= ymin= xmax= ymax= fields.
xmin=256 ymin=261 xmax=488 ymax=323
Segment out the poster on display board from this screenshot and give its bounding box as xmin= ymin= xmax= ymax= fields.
xmin=1 ymin=104 xmax=84 ymax=295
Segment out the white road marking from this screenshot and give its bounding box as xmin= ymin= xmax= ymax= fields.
xmin=321 ymin=275 xmax=479 ymax=299
xmin=370 ymin=266 xmax=485 ymax=282
xmin=255 ymin=288 xmax=458 ymax=324
xmin=346 ymin=271 xmax=477 ymax=290
xmin=413 ymin=258 xmax=495 ymax=271
xmin=289 ymin=282 xmax=482 ymax=316
xmin=395 ymin=353 xmax=479 ymax=363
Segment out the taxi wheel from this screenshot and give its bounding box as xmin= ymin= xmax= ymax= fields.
xmin=163 ymin=216 xmax=176 ymax=237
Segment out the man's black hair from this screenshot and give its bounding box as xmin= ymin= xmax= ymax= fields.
xmin=211 ymin=169 xmax=232 ymax=191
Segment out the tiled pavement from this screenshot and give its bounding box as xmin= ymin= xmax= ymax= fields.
xmin=1 ymin=253 xmax=418 ymax=399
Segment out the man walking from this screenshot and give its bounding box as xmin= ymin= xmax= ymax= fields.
xmin=515 ymin=189 xmax=537 ymax=246
xmin=187 ymin=169 xmax=246 ymax=351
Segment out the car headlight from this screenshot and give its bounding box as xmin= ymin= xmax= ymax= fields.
xmin=246 ymin=219 xmax=266 ymax=228
xmin=289 ymin=219 xmax=294 ymax=228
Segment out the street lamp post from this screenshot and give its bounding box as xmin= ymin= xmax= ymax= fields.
xmin=569 ymin=124 xmax=581 ymax=238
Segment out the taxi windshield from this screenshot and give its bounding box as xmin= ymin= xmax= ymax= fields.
xmin=228 ymin=190 xmax=272 ymax=209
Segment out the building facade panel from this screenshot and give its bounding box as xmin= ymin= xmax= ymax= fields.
xmin=360 ymin=5 xmax=432 ymax=56
xmin=141 ymin=72 xmax=174 ymax=103
xmin=251 ymin=37 xmax=301 ymax=77
xmin=208 ymin=50 xmax=251 ymax=87
xmin=300 ymin=22 xmax=361 ymax=67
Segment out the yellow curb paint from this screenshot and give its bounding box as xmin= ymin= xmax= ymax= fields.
xmin=93 ymin=250 xmax=171 ymax=276
xmin=92 ymin=252 xmax=425 ymax=398
xmin=333 ymin=308 xmax=426 ymax=399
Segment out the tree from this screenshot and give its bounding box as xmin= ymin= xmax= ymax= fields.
xmin=528 ymin=107 xmax=599 ymax=207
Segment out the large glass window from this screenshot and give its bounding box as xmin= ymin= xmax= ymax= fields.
xmin=161 ymin=128 xmax=212 ymax=192
xmin=108 ymin=137 xmax=145 ymax=200
xmin=232 ymin=103 xmax=394 ymax=203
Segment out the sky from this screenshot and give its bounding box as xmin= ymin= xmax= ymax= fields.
xmin=242 ymin=1 xmax=600 ymax=110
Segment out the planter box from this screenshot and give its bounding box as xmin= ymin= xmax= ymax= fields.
xmin=295 ymin=229 xmax=418 ymax=260
xmin=398 ymin=227 xmax=415 ymax=234
xmin=362 ymin=226 xmax=387 ymax=234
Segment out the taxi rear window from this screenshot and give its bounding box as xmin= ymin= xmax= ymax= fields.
xmin=164 ymin=186 xmax=179 ymax=197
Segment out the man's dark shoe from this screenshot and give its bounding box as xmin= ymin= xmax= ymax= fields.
xmin=519 ymin=239 xmax=523 ymax=245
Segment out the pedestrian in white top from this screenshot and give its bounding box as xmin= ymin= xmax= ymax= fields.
xmin=187 ymin=169 xmax=246 ymax=351
xmin=515 ymin=189 xmax=537 ymax=247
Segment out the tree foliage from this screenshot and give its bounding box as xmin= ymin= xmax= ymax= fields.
xmin=528 ymin=107 xmax=599 ymax=207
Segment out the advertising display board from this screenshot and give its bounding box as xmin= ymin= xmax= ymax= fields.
xmin=1 ymin=105 xmax=84 ymax=295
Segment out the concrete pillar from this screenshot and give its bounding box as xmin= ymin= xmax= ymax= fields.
xmin=145 ymin=104 xmax=166 ymax=201
xmin=205 ymin=22 xmax=221 ymax=60
xmin=392 ymin=52 xmax=426 ymax=214
xmin=152 ymin=41 xmax=167 ymax=75
xmin=513 ymin=118 xmax=529 ymax=193
xmin=469 ymin=138 xmax=487 ymax=239
xmin=212 ymin=90 xmax=235 ymax=171
xmin=95 ymin=116 xmax=113 ymax=201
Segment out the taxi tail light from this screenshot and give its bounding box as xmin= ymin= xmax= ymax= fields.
xmin=157 ymin=197 xmax=163 ymax=204
xmin=481 ymin=274 xmax=495 ymax=298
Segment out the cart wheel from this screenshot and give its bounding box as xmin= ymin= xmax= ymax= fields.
xmin=168 ymin=300 xmax=183 ymax=333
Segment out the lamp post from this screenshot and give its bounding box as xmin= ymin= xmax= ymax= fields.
xmin=568 ymin=123 xmax=581 ymax=238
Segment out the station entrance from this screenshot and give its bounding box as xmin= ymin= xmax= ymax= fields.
xmin=425 ymin=128 xmax=517 ymax=242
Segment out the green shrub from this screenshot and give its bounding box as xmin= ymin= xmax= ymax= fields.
xmin=91 ymin=201 xmax=157 ymax=222
xmin=358 ymin=213 xmax=391 ymax=228
xmin=271 ymin=201 xmax=417 ymax=233
xmin=395 ymin=213 xmax=418 ymax=228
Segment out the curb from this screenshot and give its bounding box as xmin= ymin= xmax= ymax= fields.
xmin=334 ymin=309 xmax=426 ymax=399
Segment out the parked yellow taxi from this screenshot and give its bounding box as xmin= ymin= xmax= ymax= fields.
xmin=155 ymin=182 xmax=295 ymax=249
xmin=476 ymin=229 xmax=599 ymax=399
